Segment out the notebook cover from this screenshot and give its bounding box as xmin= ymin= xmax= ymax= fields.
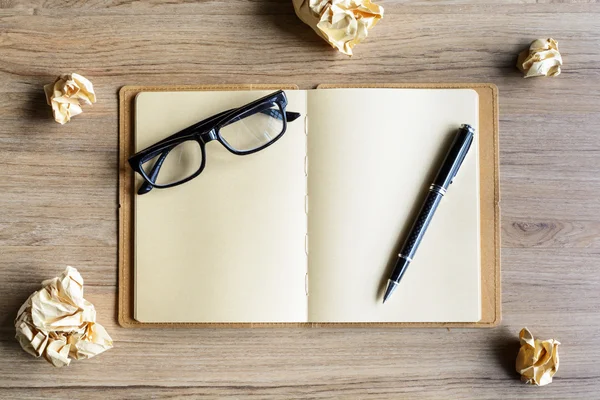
xmin=118 ymin=83 xmax=500 ymax=328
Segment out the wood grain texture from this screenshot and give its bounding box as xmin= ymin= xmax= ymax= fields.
xmin=0 ymin=0 xmax=599 ymax=398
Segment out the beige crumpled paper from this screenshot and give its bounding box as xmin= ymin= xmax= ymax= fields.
xmin=44 ymin=73 xmax=96 ymax=124
xmin=15 ymin=266 xmax=113 ymax=367
xmin=293 ymin=0 xmax=384 ymax=56
xmin=515 ymin=327 xmax=560 ymax=386
xmin=517 ymin=38 xmax=563 ymax=78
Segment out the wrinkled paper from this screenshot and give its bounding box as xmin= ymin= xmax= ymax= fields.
xmin=15 ymin=266 xmax=113 ymax=367
xmin=516 ymin=327 xmax=560 ymax=386
xmin=517 ymin=38 xmax=563 ymax=78
xmin=293 ymin=0 xmax=384 ymax=56
xmin=44 ymin=73 xmax=96 ymax=124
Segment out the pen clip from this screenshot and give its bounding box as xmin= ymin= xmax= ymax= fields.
xmin=450 ymin=134 xmax=473 ymax=184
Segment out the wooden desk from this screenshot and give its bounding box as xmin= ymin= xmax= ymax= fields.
xmin=1 ymin=1 xmax=599 ymax=398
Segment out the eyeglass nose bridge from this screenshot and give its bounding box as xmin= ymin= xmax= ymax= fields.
xmin=199 ymin=128 xmax=218 ymax=143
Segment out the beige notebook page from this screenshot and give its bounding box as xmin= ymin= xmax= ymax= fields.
xmin=134 ymin=90 xmax=308 ymax=323
xmin=307 ymin=88 xmax=481 ymax=322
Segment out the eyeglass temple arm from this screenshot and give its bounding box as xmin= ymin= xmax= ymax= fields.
xmin=140 ymin=109 xmax=234 ymax=153
xmin=139 ymin=108 xmax=298 ymax=155
xmin=285 ymin=111 xmax=301 ymax=122
xmin=222 ymin=107 xmax=301 ymax=126
xmin=137 ymin=148 xmax=172 ymax=195
xmin=137 ymin=108 xmax=301 ymax=195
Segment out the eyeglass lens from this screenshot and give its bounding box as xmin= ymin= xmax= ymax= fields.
xmin=219 ymin=102 xmax=284 ymax=152
xmin=139 ymin=101 xmax=286 ymax=186
xmin=140 ymin=139 xmax=203 ymax=186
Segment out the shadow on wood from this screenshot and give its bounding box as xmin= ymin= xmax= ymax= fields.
xmin=254 ymin=1 xmax=331 ymax=54
xmin=0 ymin=290 xmax=33 ymax=356
xmin=27 ymin=87 xmax=53 ymax=121
xmin=492 ymin=327 xmax=522 ymax=379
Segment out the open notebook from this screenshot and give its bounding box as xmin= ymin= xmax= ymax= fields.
xmin=132 ymin=88 xmax=481 ymax=324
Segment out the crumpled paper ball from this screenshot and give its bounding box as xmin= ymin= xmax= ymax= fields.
xmin=15 ymin=266 xmax=113 ymax=367
xmin=293 ymin=0 xmax=384 ymax=56
xmin=517 ymin=38 xmax=563 ymax=78
xmin=515 ymin=327 xmax=560 ymax=386
xmin=43 ymin=73 xmax=96 ymax=124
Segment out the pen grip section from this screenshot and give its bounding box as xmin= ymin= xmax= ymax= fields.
xmin=400 ymin=190 xmax=443 ymax=260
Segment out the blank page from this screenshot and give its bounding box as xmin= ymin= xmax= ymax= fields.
xmin=134 ymin=90 xmax=308 ymax=323
xmin=307 ymin=88 xmax=480 ymax=322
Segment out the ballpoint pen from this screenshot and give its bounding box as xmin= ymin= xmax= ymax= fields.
xmin=383 ymin=124 xmax=475 ymax=303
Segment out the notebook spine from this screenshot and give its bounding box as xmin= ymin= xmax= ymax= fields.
xmin=304 ymin=112 xmax=309 ymax=297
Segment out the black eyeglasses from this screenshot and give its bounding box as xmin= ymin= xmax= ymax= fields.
xmin=128 ymin=90 xmax=301 ymax=195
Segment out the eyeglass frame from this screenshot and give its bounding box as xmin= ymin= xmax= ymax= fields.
xmin=128 ymin=90 xmax=300 ymax=195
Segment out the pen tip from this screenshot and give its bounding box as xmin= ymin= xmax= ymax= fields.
xmin=383 ymin=281 xmax=397 ymax=304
